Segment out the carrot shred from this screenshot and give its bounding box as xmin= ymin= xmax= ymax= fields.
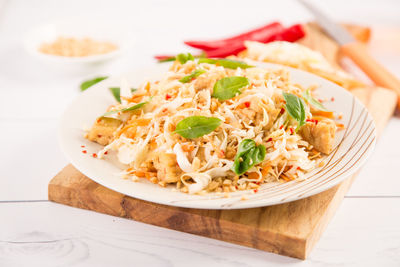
xmin=261 ymin=165 xmax=272 ymax=176
xmin=336 ymin=122 xmax=345 ymax=129
xmin=311 ymin=110 xmax=334 ymax=118
xmin=135 ymin=118 xmax=151 ymax=126
xmin=280 ymin=175 xmax=293 ymax=181
xmin=134 ymin=170 xmax=146 ymax=177
xmin=247 ymin=172 xmax=259 ymax=180
xmin=181 ymin=143 xmax=195 ymax=152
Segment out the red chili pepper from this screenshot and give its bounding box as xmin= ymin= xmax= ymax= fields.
xmin=104 ymin=151 xmax=108 ymax=155
xmin=184 ymin=22 xmax=284 ymax=51
xmin=267 ymin=138 xmax=273 ymax=142
xmin=279 ymin=125 xmax=284 ymax=129
xmin=280 ymin=108 xmax=285 ymax=114
xmin=290 ymin=128 xmax=294 ymax=134
xmin=203 ymin=24 xmax=305 ymax=58
xmin=272 ymin=24 xmax=305 ymax=42
xmin=154 ymin=23 xmax=305 ymax=61
xmin=154 ymin=55 xmax=176 ymax=61
xmin=244 ymin=101 xmax=251 ymax=108
xmin=254 ymin=189 xmax=258 ymax=193
xmin=204 ymin=42 xmax=247 ymax=58
xmin=306 ymin=119 xmax=319 ymax=125
xmin=82 ymin=150 xmax=87 ymax=154
xmin=165 ymin=94 xmax=172 ymax=100
xmin=92 ymin=153 xmax=97 ymax=158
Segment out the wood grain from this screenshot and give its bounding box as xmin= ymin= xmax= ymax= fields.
xmin=298 ymin=23 xmax=371 ymax=67
xmin=48 ymin=24 xmax=397 ymax=260
xmin=341 ymin=42 xmax=400 ymax=101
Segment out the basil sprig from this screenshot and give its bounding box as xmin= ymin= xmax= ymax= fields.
xmin=176 ymin=53 xmax=195 ymax=64
xmin=212 ymin=76 xmax=249 ymax=101
xmin=174 ymin=116 xmax=221 ymax=139
xmin=80 ymin=76 xmax=108 ymax=91
xmin=283 ymin=92 xmax=306 ymax=130
xmin=109 ymin=87 xmax=121 ymax=103
xmin=198 ymin=58 xmax=254 ymax=69
xmin=302 ymin=89 xmax=329 ymax=111
xmin=179 ymin=69 xmax=206 ymax=83
xmin=109 ymin=87 xmax=138 ymax=103
xmin=102 ymin=101 xmax=147 ymax=117
xmin=232 ymin=139 xmax=266 ymax=175
xmin=158 ymin=52 xmax=206 ymax=63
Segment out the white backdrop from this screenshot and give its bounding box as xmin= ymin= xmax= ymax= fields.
xmin=0 ymin=0 xmax=400 ymax=266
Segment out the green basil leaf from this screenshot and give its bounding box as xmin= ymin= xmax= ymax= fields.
xmin=176 ymin=53 xmax=195 ymax=64
xmin=212 ymin=76 xmax=249 ymax=101
xmin=174 ymin=116 xmax=221 ymax=139
xmin=80 ymin=76 xmax=108 ymax=91
xmin=108 ymin=88 xmax=138 ymax=103
xmin=158 ymin=57 xmax=176 ymax=63
xmin=198 ymin=58 xmax=254 ymax=69
xmin=283 ymin=92 xmax=306 ymax=130
xmin=158 ymin=53 xmax=205 ymax=63
xmin=198 ymin=58 xmax=217 ymax=64
xmin=232 ymin=139 xmax=266 ymax=175
xmin=109 ymin=87 xmax=121 ymax=103
xmin=179 ymin=69 xmax=206 ymax=83
xmin=102 ymin=101 xmax=147 ymax=117
xmin=302 ymin=89 xmax=329 ymax=111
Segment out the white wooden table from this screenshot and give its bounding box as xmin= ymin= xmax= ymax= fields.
xmin=1 ymin=0 xmax=400 ymax=266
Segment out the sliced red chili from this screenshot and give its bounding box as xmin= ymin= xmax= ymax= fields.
xmin=306 ymin=119 xmax=319 ymax=125
xmin=203 ymin=24 xmax=305 ymax=58
xmin=184 ymin=22 xmax=284 ymax=51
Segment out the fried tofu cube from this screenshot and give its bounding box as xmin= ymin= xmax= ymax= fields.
xmin=87 ymin=117 xmax=122 ymax=146
xmin=153 ymin=153 xmax=182 ymax=183
xmin=300 ymin=119 xmax=336 ymax=154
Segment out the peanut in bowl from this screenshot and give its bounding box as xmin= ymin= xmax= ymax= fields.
xmin=24 ymin=19 xmax=133 ymax=68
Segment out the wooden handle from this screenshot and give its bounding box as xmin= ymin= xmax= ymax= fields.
xmin=341 ymin=42 xmax=400 ymax=107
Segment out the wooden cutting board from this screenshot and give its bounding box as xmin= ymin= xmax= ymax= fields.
xmin=48 ymin=24 xmax=397 ymax=260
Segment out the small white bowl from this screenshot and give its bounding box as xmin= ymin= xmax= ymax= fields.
xmin=24 ymin=19 xmax=133 ymax=70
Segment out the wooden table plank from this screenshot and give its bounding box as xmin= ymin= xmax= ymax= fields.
xmin=1 ymin=199 xmax=400 ymax=266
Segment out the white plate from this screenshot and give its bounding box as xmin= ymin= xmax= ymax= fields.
xmin=59 ymin=62 xmax=376 ymax=209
